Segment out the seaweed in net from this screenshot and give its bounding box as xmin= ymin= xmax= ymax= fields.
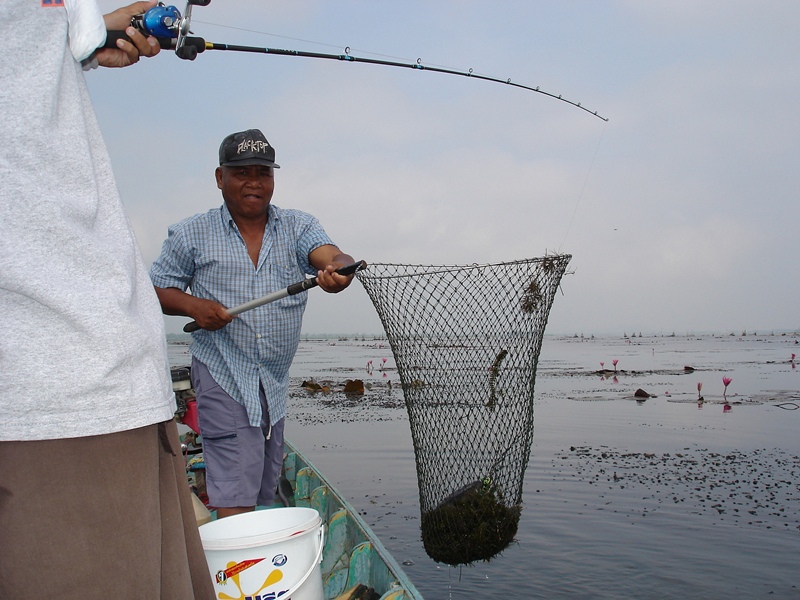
xmin=356 ymin=255 xmax=571 ymax=565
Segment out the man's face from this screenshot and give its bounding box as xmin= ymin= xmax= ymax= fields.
xmin=215 ymin=165 xmax=275 ymax=222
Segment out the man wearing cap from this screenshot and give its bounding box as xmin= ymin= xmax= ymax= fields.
xmin=150 ymin=129 xmax=355 ymax=518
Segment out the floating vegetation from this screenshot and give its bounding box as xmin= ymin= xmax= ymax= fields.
xmin=421 ymin=479 xmax=521 ymax=566
xmin=552 ymin=446 xmax=800 ymax=530
xmin=520 ymin=279 xmax=543 ymax=313
xmin=343 ymin=379 xmax=365 ymax=394
xmin=301 ymin=379 xmax=330 ymax=393
xmin=540 ymin=256 xmax=556 ymax=273
xmin=300 ymin=378 xmax=368 ymax=395
xmin=289 ymin=376 xmax=403 ymax=425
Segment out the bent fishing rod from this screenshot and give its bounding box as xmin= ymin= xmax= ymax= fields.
xmin=182 ymin=260 xmax=367 ymax=333
xmin=105 ymin=1 xmax=609 ymax=122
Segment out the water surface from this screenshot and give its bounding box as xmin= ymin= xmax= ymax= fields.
xmin=170 ymin=333 xmax=800 ymax=599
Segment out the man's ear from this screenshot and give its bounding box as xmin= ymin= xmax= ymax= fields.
xmin=215 ymin=167 xmax=223 ymax=190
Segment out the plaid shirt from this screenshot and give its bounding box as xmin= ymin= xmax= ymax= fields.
xmin=149 ymin=203 xmax=333 ymax=426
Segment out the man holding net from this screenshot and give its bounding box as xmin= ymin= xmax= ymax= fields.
xmin=150 ymin=129 xmax=355 ymax=518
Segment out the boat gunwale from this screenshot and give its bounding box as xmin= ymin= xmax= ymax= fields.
xmin=283 ymin=439 xmax=424 ymax=600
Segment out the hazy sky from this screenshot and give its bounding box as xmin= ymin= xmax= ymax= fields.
xmin=89 ymin=1 xmax=798 ymax=336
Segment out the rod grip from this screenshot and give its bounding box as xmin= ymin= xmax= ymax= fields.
xmin=336 ymin=260 xmax=368 ymax=276
xmin=102 ymin=32 xmax=206 ymax=59
xmin=103 ymin=31 xmax=171 ymax=49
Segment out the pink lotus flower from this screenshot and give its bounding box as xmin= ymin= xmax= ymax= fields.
xmin=612 ymin=359 xmax=619 ymax=371
xmin=697 ymin=382 xmax=703 ymax=399
xmin=722 ymin=376 xmax=732 ymax=398
xmin=792 ymin=353 xmax=796 ymax=362
xmin=600 ymin=362 xmax=605 ymax=369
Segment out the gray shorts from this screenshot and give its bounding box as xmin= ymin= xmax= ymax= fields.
xmin=191 ymin=358 xmax=285 ymax=508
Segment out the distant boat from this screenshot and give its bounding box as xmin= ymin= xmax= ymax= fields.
xmin=174 ymin=367 xmax=423 ymax=600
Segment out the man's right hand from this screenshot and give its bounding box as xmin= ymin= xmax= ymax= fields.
xmin=153 ymin=287 xmax=234 ymax=331
xmin=188 ymin=298 xmax=235 ymax=331
xmin=98 ymin=0 xmax=161 ymax=68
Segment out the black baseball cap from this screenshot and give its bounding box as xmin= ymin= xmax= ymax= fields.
xmin=218 ymin=129 xmax=281 ymax=168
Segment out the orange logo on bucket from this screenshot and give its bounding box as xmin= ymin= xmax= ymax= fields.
xmin=215 ymin=558 xmax=266 ymax=584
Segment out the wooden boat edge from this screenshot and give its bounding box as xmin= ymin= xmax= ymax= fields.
xmin=282 ymin=438 xmax=424 ymax=600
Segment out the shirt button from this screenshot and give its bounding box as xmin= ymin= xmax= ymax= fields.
xmin=256 ymin=333 xmax=262 ymax=339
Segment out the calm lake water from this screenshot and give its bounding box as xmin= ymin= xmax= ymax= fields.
xmin=169 ymin=333 xmax=800 ymax=599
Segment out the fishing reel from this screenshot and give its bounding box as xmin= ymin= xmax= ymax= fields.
xmin=111 ymin=0 xmax=210 ymax=60
xmin=130 ymin=3 xmax=182 ymax=39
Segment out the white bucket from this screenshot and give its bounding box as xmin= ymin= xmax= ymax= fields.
xmin=199 ymin=508 xmax=324 ymax=600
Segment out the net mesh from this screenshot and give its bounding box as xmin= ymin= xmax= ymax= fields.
xmin=356 ymin=254 xmax=571 ymax=565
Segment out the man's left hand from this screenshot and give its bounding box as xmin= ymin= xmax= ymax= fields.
xmin=317 ymin=264 xmax=355 ymax=293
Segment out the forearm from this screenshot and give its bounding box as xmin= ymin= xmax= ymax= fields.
xmin=154 ymin=286 xmax=199 ymax=317
xmin=153 ymin=287 xmax=233 ymax=331
xmin=328 ymin=252 xmax=356 ymax=270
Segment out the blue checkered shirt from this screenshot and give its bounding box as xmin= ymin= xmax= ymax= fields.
xmin=149 ymin=203 xmax=334 ymax=427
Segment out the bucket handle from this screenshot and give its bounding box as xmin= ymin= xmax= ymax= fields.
xmin=280 ymin=526 xmax=325 ymax=599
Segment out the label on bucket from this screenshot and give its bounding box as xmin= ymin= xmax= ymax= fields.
xmin=212 ymin=555 xmax=290 ymax=599
xmin=214 ymin=558 xmax=266 ymax=584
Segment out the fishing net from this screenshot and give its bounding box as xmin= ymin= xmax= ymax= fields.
xmin=356 ymin=255 xmax=571 ymax=566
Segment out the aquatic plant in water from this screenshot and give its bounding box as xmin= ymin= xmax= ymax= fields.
xmin=421 ymin=479 xmax=521 ymax=566
xmin=722 ymin=376 xmax=732 ymax=399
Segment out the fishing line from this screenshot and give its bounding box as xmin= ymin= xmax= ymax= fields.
xmin=558 ymin=119 xmax=608 ymax=253
xmin=192 ymin=19 xmax=351 ymax=53
xmin=193 ymin=19 xmax=411 ymax=62
xmin=194 ymin=18 xmax=534 ymax=81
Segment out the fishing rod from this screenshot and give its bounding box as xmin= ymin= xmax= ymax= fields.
xmin=182 ymin=260 xmax=367 ymax=333
xmin=105 ymin=1 xmax=609 ymax=121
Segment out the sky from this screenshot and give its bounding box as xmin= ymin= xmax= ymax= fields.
xmin=89 ymin=1 xmax=799 ymax=337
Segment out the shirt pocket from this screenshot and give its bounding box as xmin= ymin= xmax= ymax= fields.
xmin=271 ymin=263 xmax=306 ymax=307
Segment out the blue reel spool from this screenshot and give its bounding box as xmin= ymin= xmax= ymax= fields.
xmin=136 ymin=4 xmax=182 ymax=38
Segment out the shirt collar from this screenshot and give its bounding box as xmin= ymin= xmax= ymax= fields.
xmin=219 ymin=203 xmax=279 ymax=233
